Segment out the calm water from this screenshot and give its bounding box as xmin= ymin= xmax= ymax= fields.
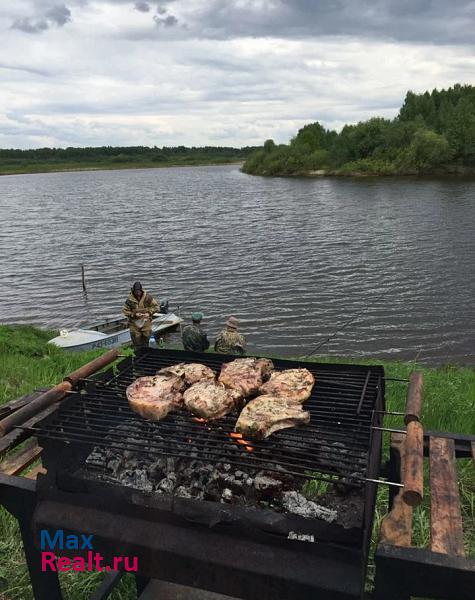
xmin=0 ymin=165 xmax=474 ymax=365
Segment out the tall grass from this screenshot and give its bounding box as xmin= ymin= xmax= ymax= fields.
xmin=0 ymin=326 xmax=473 ymax=599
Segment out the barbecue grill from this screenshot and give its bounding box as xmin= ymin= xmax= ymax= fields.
xmin=17 ymin=349 xmax=384 ymax=599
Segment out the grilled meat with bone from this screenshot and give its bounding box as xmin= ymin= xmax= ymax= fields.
xmin=259 ymin=368 xmax=315 ymax=403
xmin=184 ymin=380 xmax=242 ymax=420
xmin=235 ymin=395 xmax=310 ymax=439
xmin=126 ymin=374 xmax=186 ymax=422
xmin=218 ymin=357 xmax=274 ymax=398
xmin=158 ymin=362 xmax=215 ymax=386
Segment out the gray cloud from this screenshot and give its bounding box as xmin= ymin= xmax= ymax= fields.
xmin=11 ymin=17 xmax=49 ymax=34
xmin=0 ymin=62 xmax=52 ymax=77
xmin=11 ymin=4 xmax=71 ymax=34
xmin=2 ymin=0 xmax=474 ymax=149
xmin=11 ymin=1 xmax=474 ymax=44
xmin=134 ymin=1 xmax=150 ymax=12
xmin=183 ymin=0 xmax=475 ymax=45
xmin=154 ymin=14 xmax=178 ymax=27
xmin=46 ymin=5 xmax=72 ymax=26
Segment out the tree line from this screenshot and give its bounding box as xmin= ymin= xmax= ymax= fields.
xmin=0 ymin=145 xmax=258 ymax=169
xmin=242 ymin=84 xmax=475 ymax=176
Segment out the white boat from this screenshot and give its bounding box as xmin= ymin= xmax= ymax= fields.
xmin=48 ymin=313 xmax=182 ymax=352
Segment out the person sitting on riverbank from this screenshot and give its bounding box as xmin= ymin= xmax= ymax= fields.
xmin=182 ymin=312 xmax=210 ymax=352
xmin=122 ymin=281 xmax=159 ymax=350
xmin=214 ymin=317 xmax=246 ymax=355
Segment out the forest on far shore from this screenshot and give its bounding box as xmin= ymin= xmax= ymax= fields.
xmin=242 ymin=84 xmax=475 ymax=176
xmin=0 ymin=145 xmax=257 ymax=175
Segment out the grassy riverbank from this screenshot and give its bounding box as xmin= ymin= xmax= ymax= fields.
xmin=0 ymin=325 xmax=473 ymax=599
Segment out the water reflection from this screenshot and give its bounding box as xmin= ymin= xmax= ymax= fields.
xmin=0 ymin=166 xmax=474 ymax=365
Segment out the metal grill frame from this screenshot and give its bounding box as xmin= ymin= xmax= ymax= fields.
xmin=31 ymin=349 xmax=384 ymax=489
xmin=3 ymin=349 xmax=387 ymax=600
xmin=33 ymin=350 xmax=384 ymax=565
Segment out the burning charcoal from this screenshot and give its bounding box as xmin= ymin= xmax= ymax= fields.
xmin=86 ymin=447 xmax=106 ymax=464
xmin=254 ymin=474 xmax=283 ymax=494
xmin=220 ymin=473 xmax=235 ymax=486
xmin=209 ymin=469 xmax=220 ymax=483
xmin=158 ymin=473 xmax=177 ymax=494
xmin=221 ymin=488 xmax=233 ymax=502
xmin=107 ymin=458 xmax=121 ymax=475
xmin=134 ymin=469 xmax=154 ymax=493
xmin=282 ymin=491 xmax=337 ymax=523
xmin=175 ymin=486 xmax=192 ymax=499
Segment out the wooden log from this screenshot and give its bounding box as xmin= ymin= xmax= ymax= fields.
xmin=380 ymin=433 xmax=413 ymax=547
xmin=63 ymin=348 xmax=119 ymax=385
xmin=0 ymin=348 xmax=119 ymax=437
xmin=430 ymin=437 xmax=465 ymax=556
xmin=404 ymin=371 xmax=423 ymax=425
xmin=402 ymin=420 xmax=424 ymax=506
xmin=0 ymin=439 xmax=42 ymax=476
xmin=0 ymin=381 xmax=72 ymax=437
xmin=0 ymin=389 xmax=49 ymax=420
xmin=25 ymin=465 xmax=46 ymax=480
xmin=0 ymin=403 xmax=59 ymax=458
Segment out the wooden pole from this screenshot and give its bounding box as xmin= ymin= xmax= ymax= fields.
xmin=404 ymin=371 xmax=423 ymax=425
xmin=0 ymin=349 xmax=120 ymax=437
xmin=402 ymin=420 xmax=424 ymax=506
xmin=81 ymin=264 xmax=87 ymax=292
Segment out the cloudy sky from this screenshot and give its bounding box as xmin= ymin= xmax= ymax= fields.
xmin=1 ymin=0 xmax=474 ymax=149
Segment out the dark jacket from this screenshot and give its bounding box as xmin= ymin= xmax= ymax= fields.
xmin=182 ymin=323 xmax=210 ymax=352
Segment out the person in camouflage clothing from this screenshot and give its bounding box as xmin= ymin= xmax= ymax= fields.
xmin=214 ymin=316 xmax=246 ymax=355
xmin=181 ymin=312 xmax=210 ymax=352
xmin=122 ymin=282 xmax=159 ymax=349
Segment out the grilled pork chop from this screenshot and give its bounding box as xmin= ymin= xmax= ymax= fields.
xmin=235 ymin=395 xmax=310 ymax=439
xmin=158 ymin=362 xmax=215 ymax=386
xmin=259 ymin=368 xmax=315 ymax=403
xmin=218 ymin=357 xmax=274 ymax=398
xmin=184 ymin=380 xmax=242 ymax=420
xmin=126 ymin=374 xmax=187 ymax=421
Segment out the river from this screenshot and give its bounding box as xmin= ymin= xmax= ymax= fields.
xmin=0 ymin=165 xmax=474 ymax=365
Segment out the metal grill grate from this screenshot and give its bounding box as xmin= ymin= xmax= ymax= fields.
xmin=28 ymin=350 xmax=384 ymax=485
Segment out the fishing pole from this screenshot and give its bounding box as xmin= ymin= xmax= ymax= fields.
xmin=304 ymin=283 xmax=397 ymax=358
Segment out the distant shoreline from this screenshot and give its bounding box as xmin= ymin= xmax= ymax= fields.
xmin=0 ymin=159 xmax=244 ymax=177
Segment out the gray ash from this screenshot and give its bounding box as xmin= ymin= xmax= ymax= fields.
xmin=83 ymin=423 xmax=364 ymax=527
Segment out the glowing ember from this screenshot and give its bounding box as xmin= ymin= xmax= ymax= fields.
xmin=193 ymin=417 xmax=208 ymax=423
xmin=230 ymin=432 xmax=254 ymax=453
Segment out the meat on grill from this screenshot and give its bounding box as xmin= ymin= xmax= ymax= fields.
xmin=218 ymin=357 xmax=274 ymax=398
xmin=184 ymin=380 xmax=242 ymax=420
xmin=235 ymin=395 xmax=310 ymax=439
xmin=126 ymin=374 xmax=187 ymax=421
xmin=259 ymin=368 xmax=315 ymax=403
xmin=158 ymin=362 xmax=215 ymax=386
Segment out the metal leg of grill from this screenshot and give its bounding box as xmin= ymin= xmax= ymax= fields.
xmin=373 ymin=559 xmax=409 ymax=600
xmin=0 ymin=475 xmax=62 ymax=600
xmin=18 ymin=517 xmax=63 ymax=600
xmin=136 ymin=575 xmax=151 ymax=597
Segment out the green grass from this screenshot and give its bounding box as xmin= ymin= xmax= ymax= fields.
xmin=0 ymin=326 xmax=473 ymax=599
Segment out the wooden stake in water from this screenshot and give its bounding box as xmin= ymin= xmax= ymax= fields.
xmin=81 ymin=265 xmax=87 ymax=292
